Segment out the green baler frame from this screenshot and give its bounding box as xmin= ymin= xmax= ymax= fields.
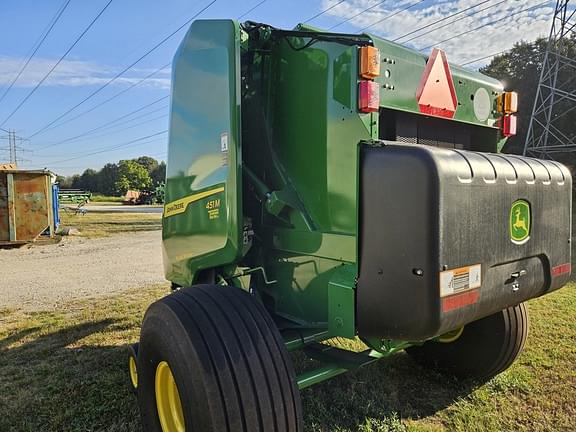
xmin=163 ymin=20 xmax=243 ymax=286
xmin=162 ymin=19 xmax=509 ymax=388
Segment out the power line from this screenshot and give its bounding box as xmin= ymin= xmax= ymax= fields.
xmin=73 ymin=112 xmax=167 ymax=144
xmin=0 ymin=0 xmax=72 ymax=106
xmin=35 ymin=95 xmax=169 ymax=151
xmin=147 ymin=151 xmax=167 ymax=158
xmin=238 ymin=0 xmax=269 ymax=19
xmin=65 ymin=101 xmax=168 ymax=140
xmin=30 ymin=63 xmax=171 ymax=138
xmin=461 ymin=49 xmax=510 ymax=66
xmin=42 ymin=114 xmax=168 ymax=158
xmin=0 ymin=0 xmax=115 ymax=128
xmin=420 ymin=1 xmax=549 ymax=52
xmin=401 ymin=0 xmax=507 ymax=44
xmin=393 ymin=0 xmax=493 ymax=42
xmin=359 ymin=0 xmax=427 ymax=32
xmin=36 ymin=111 xmax=168 ymax=157
xmin=27 ymin=0 xmax=217 ymax=139
xmin=58 ymin=107 xmax=168 ymax=146
xmin=45 ymin=131 xmax=168 ymax=165
xmin=303 ymin=0 xmax=347 ymax=24
xmin=328 ymin=0 xmax=388 ymax=30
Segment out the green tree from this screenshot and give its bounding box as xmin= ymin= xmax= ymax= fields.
xmin=70 ymin=174 xmax=81 ymax=189
xmin=134 ymin=156 xmax=158 ymax=174
xmin=77 ymin=168 xmax=98 ymax=192
xmin=154 ymin=181 xmax=165 ymax=204
xmin=151 ymin=161 xmax=166 ymax=185
xmin=114 ymin=159 xmax=152 ymax=195
xmin=57 ymin=175 xmax=75 ymax=189
xmin=97 ymin=163 xmax=119 ymax=196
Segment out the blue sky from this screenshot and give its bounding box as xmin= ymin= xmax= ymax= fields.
xmin=0 ymin=0 xmax=556 ymax=176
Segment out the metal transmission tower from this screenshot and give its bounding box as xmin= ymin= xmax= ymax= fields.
xmin=9 ymin=130 xmax=18 ymax=164
xmin=524 ymin=0 xmax=576 ymax=158
xmin=0 ymin=130 xmax=30 ymax=166
xmin=0 ymin=130 xmax=17 ymax=164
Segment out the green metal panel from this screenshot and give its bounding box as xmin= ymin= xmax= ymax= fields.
xmin=163 ymin=20 xmax=243 ymax=286
xmin=250 ymin=38 xmax=374 ymax=326
xmin=327 ymin=264 xmax=356 ymax=338
xmin=265 ymin=39 xmax=372 ymax=234
xmin=369 ymin=35 xmax=503 ymax=128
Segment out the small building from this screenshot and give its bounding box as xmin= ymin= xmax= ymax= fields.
xmin=0 ymin=167 xmax=58 ymax=246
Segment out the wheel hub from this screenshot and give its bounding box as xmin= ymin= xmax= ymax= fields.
xmin=155 ymin=361 xmax=185 ymax=432
xmin=128 ymin=355 xmax=138 ymax=389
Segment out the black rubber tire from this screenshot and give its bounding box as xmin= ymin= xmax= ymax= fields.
xmin=137 ymin=284 xmax=303 ymax=432
xmin=406 ymin=303 xmax=529 ymax=380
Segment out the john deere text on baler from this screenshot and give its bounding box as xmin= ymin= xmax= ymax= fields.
xmin=129 ymin=20 xmax=572 ymax=432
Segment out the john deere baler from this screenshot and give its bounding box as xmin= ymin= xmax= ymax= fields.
xmin=130 ymin=20 xmax=572 ymax=432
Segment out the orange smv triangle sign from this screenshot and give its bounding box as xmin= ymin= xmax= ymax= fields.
xmin=416 ymin=48 xmax=458 ymax=119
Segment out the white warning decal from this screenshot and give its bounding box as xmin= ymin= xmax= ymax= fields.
xmin=221 ymin=132 xmax=229 ymax=165
xmin=440 ymin=264 xmax=481 ymax=297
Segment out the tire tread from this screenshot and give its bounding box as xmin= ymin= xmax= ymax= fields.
xmin=137 ymin=284 xmax=302 ymax=432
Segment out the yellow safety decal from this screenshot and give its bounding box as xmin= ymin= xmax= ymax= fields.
xmin=164 ymin=186 xmax=225 ymax=218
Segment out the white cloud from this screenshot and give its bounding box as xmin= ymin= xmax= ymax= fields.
xmin=0 ymin=57 xmax=171 ymax=89
xmin=321 ymin=0 xmax=555 ymax=66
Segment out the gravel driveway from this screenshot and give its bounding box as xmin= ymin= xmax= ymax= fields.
xmin=84 ymin=205 xmax=163 ymax=213
xmin=0 ymin=231 xmax=166 ymax=311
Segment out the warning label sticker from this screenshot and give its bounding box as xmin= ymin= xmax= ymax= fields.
xmin=221 ymin=132 xmax=229 ymax=166
xmin=440 ymin=264 xmax=481 ymax=298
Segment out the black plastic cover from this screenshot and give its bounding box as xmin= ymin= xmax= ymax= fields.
xmin=357 ymin=142 xmax=572 ymax=340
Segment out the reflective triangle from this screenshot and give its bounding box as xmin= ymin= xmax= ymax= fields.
xmin=416 ymin=48 xmax=458 ymax=119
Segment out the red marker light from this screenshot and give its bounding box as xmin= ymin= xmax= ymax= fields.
xmin=503 ymin=114 xmax=517 ymax=137
xmin=359 ymin=81 xmax=379 ymax=113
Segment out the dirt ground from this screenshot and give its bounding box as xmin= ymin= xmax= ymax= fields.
xmin=0 ymin=231 xmax=165 ymax=311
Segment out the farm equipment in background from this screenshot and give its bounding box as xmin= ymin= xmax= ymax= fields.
xmin=123 ymin=190 xmax=141 ymax=205
xmin=58 ymin=189 xmax=92 ymax=204
xmin=58 ymin=189 xmax=92 ymax=215
xmin=124 ymin=183 xmax=165 ymax=205
xmin=128 ymin=20 xmax=572 ymax=431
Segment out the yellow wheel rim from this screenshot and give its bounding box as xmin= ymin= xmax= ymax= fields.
xmin=129 ymin=355 xmax=138 ymax=389
xmin=437 ymin=326 xmax=464 ymax=343
xmin=155 ymin=361 xmax=185 ymax=432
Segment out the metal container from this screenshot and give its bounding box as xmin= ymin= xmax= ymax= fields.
xmin=0 ymin=168 xmax=57 ymax=245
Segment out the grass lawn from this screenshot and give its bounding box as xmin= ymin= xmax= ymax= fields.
xmin=90 ymin=195 xmax=125 ymax=203
xmin=59 ymin=212 xmax=162 ymax=237
xmin=0 ymin=283 xmax=574 ymax=431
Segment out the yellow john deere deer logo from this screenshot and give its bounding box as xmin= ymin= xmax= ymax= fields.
xmin=510 ymin=200 xmax=531 ymax=244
